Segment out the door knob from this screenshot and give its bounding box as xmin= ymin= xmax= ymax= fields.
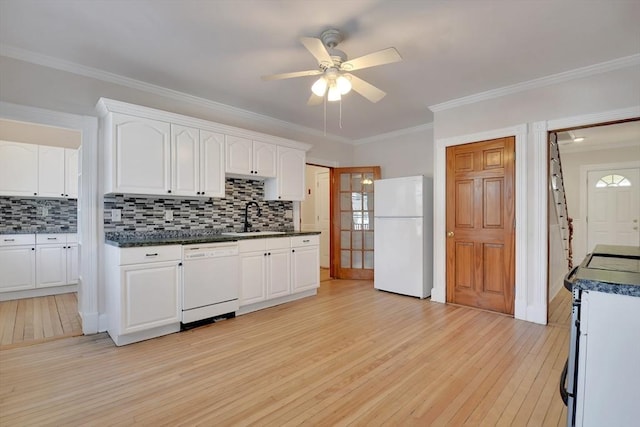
xmin=447 ymin=231 xmax=454 ymax=237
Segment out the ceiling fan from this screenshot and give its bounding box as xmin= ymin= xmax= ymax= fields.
xmin=262 ymin=29 xmax=402 ymax=105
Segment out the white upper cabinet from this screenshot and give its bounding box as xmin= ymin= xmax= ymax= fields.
xmin=65 ymin=148 xmax=79 ymax=199
xmin=171 ymin=124 xmax=199 ymax=196
xmin=265 ymin=146 xmax=306 ymax=201
xmin=38 ymin=145 xmax=65 ymax=198
xmin=226 ymin=136 xmax=276 ymax=179
xmin=0 ymin=142 xmax=78 ymax=199
xmin=107 ymin=113 xmax=171 ymax=195
xmin=97 ymin=98 xmax=309 ymax=198
xmin=199 ymin=130 xmax=225 ymax=198
xmin=0 ymin=141 xmax=38 ymax=197
xmin=171 ymin=124 xmax=225 ymax=198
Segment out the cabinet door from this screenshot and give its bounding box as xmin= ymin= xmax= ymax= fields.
xmin=112 ymin=113 xmax=171 ymax=195
xmin=0 ymin=141 xmax=38 ymax=197
xmin=265 ymin=146 xmax=305 ymax=201
xmin=200 ymin=130 xmax=225 ymax=197
xmin=292 ymin=245 xmax=320 ymax=292
xmin=65 ymin=148 xmax=79 ymax=199
xmin=253 ymin=141 xmax=277 ymax=178
xmin=225 ymin=135 xmax=253 ymax=175
xmin=38 ymin=145 xmax=66 ymax=198
xmin=36 ymin=244 xmax=67 ymax=288
xmin=239 ymin=251 xmax=266 ymax=306
xmin=267 ymin=249 xmax=291 ymax=298
xmin=66 ymin=244 xmax=79 ymax=284
xmin=0 ymin=246 xmax=36 ymax=292
xmin=120 ymin=261 xmax=181 ymax=334
xmin=171 ymin=124 xmax=199 ymax=196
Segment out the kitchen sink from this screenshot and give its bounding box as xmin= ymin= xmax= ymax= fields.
xmin=221 ymin=231 xmax=287 ymax=236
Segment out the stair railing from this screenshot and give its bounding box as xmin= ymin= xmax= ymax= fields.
xmin=549 ymin=132 xmax=573 ymax=269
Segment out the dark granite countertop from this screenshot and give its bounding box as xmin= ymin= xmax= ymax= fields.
xmin=0 ymin=228 xmax=77 ymax=235
xmin=575 ymin=279 xmax=640 ymax=298
xmin=105 ymin=229 xmax=321 ymax=248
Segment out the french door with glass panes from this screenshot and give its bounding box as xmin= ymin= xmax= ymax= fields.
xmin=331 ymin=167 xmax=381 ymax=279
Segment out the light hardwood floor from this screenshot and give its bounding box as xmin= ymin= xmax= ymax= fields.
xmin=0 ymin=293 xmax=82 ymax=349
xmin=0 ymin=281 xmax=571 ymax=426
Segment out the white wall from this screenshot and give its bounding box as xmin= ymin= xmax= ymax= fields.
xmin=352 ymin=126 xmax=434 ymax=179
xmin=432 ymin=64 xmax=640 ymax=324
xmin=0 ymin=55 xmax=354 ymax=166
xmin=561 ymin=144 xmax=640 ymax=261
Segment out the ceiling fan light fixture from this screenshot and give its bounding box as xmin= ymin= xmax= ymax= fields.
xmin=336 ymin=75 xmax=352 ymax=95
xmin=311 ymin=77 xmax=328 ymax=96
xmin=327 ymin=84 xmax=341 ymax=102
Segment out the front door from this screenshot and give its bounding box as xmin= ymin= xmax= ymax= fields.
xmin=331 ymin=167 xmax=381 ymax=279
xmin=587 ymin=167 xmax=640 ymax=250
xmin=446 ymin=137 xmax=515 ymax=315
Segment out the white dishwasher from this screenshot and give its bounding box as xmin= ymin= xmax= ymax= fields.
xmin=182 ymin=242 xmax=239 ymax=325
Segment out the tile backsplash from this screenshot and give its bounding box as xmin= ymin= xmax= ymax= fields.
xmin=0 ymin=197 xmax=77 ymax=233
xmin=103 ymin=178 xmax=293 ymax=232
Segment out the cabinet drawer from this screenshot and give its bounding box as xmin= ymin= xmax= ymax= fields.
xmin=238 ymin=238 xmax=267 ymax=253
xmin=267 ymin=237 xmax=291 ymax=250
xmin=291 ymin=235 xmax=319 ymax=247
xmin=0 ymin=234 xmax=35 ymax=246
xmin=66 ymin=234 xmax=78 ymax=244
xmin=118 ymin=245 xmax=182 ymax=265
xmin=37 ymin=234 xmax=67 ymax=244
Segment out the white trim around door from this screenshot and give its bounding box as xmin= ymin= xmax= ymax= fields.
xmin=433 ymin=124 xmax=529 ymax=321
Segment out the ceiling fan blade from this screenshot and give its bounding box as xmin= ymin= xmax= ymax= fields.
xmin=261 ymin=69 xmax=322 ymax=81
xmin=347 ymin=74 xmax=387 ymax=103
xmin=307 ymin=93 xmax=324 ymax=106
xmin=341 ymin=47 xmax=402 ymax=71
xmin=300 ymin=37 xmax=334 ymax=67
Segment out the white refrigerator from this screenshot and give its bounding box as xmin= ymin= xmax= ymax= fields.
xmin=374 ymin=175 xmax=433 ymax=298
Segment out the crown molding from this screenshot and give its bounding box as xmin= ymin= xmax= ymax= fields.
xmin=429 ymin=54 xmax=640 ymax=113
xmin=352 ymin=122 xmax=434 ymax=146
xmin=0 ymin=44 xmax=354 ymax=146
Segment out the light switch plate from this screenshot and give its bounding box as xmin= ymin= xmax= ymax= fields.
xmin=111 ymin=209 xmax=121 ymax=222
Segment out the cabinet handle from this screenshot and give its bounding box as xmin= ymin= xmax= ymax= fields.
xmin=167 ymin=190 xmax=172 ymax=194
xmin=4 ymin=238 xmax=15 ymax=242
xmin=268 ymin=252 xmax=271 ymax=256
xmin=178 ymin=262 xmax=183 ymax=266
xmin=303 ymin=239 xmax=310 ymax=243
xmin=292 ymin=249 xmax=295 ymax=253
xmin=145 ymin=253 xmax=159 ymax=257
xmin=31 ymin=247 xmax=35 ymax=251
xmin=264 ymin=253 xmax=267 ymax=256
xmin=34 ymin=193 xmax=37 ymax=196
xmin=61 ymin=193 xmax=64 ymax=196
xmin=47 ymin=237 xmax=57 ymax=240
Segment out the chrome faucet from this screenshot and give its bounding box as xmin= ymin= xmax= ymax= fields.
xmin=243 ymin=201 xmax=262 ymax=232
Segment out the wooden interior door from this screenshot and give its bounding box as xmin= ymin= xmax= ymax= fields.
xmin=446 ymin=137 xmax=515 ymax=315
xmin=331 ymin=166 xmax=381 ymax=279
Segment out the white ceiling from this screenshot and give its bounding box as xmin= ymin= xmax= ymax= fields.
xmin=557 ymin=120 xmax=640 ymax=153
xmin=1 ymin=0 xmax=639 ymax=141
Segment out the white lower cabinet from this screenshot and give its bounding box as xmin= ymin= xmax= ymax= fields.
xmin=291 ymin=235 xmax=320 ymax=293
xmin=238 ymin=235 xmax=319 ymax=313
xmin=35 ymin=234 xmax=78 ymax=288
xmin=239 ymin=237 xmax=291 ymax=306
xmin=105 ymin=244 xmax=182 ymax=346
xmin=0 ymin=235 xmax=36 ymax=292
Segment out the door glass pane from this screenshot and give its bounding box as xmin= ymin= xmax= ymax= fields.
xmin=351 ymin=174 xmax=362 ymax=191
xmin=352 ymin=231 xmax=362 ymax=249
xmin=340 ymin=174 xmax=350 ymax=191
xmin=351 ymin=192 xmax=362 ymax=211
xmin=341 ymin=250 xmax=351 ymax=268
xmin=352 ymin=251 xmax=362 ymax=269
xmin=364 ymin=251 xmax=374 ymax=269
xmin=340 ymin=212 xmax=352 ymax=230
xmin=364 ymin=231 xmax=374 ymax=250
xmin=340 ymin=193 xmax=351 ymax=210
xmin=341 ymin=231 xmax=351 ymax=249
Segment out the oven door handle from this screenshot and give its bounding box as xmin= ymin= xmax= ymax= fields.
xmin=563 ymin=265 xmax=579 ymax=291
xmin=559 ymin=358 xmax=569 ymax=405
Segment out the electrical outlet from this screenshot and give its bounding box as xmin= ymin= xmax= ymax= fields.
xmin=111 ymin=209 xmax=121 ymax=222
xmin=165 ymin=210 xmax=173 ymax=221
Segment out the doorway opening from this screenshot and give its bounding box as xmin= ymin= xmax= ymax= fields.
xmin=301 ymin=164 xmax=332 ymax=281
xmin=546 ymin=119 xmax=640 ymax=314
